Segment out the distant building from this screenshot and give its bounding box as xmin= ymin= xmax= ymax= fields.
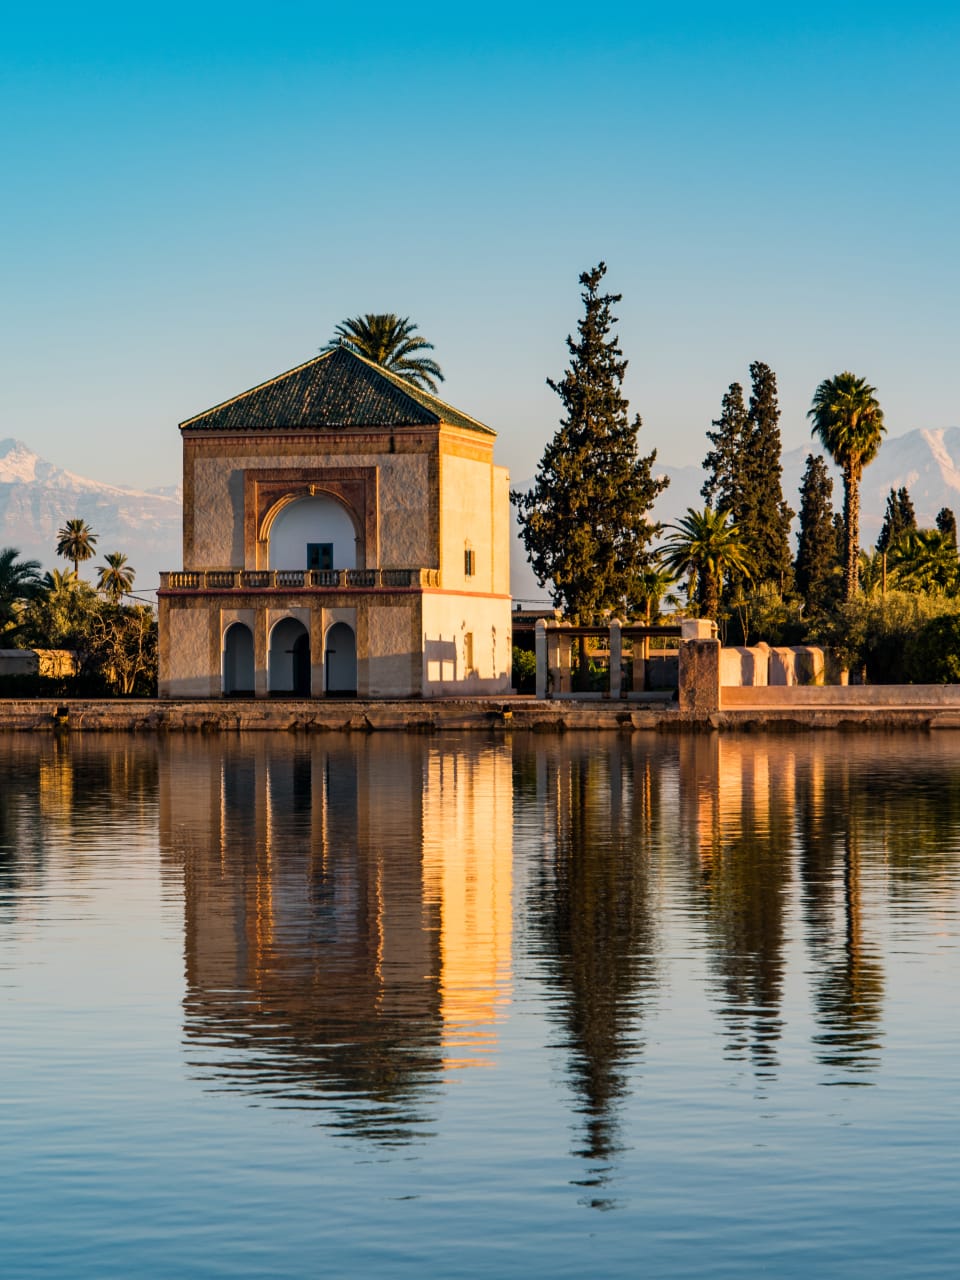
xmin=158 ymin=346 xmax=512 ymax=697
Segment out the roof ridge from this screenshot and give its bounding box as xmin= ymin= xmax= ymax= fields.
xmin=179 ymin=350 xmax=338 ymax=428
xmin=354 ymin=351 xmax=493 ymax=434
xmin=178 ymin=343 xmax=495 ymax=436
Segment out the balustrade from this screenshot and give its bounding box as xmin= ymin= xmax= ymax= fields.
xmin=159 ymin=567 xmax=436 ymax=591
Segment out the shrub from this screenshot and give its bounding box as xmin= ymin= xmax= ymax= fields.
xmin=511 ymin=646 xmax=537 ymax=693
xmin=904 ymin=614 xmax=960 ymax=683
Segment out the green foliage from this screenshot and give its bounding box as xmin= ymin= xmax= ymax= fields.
xmin=812 ymin=591 xmax=958 ymax=683
xmin=887 ymin=528 xmax=959 ymax=594
xmin=808 ymin=371 xmax=886 ymax=600
xmin=702 ymin=365 xmax=793 ymax=595
xmin=904 ymin=613 xmax=960 ymax=683
xmin=702 ymin=382 xmax=748 ymax=513
xmin=936 ymin=507 xmax=957 ymax=545
xmin=0 ymin=548 xmax=42 ymax=642
xmin=742 ymin=361 xmax=794 ymax=589
xmin=512 ymin=263 xmax=667 ymax=622
xmin=876 ymin=487 xmax=916 ymax=554
xmin=7 ymin=547 xmax=156 ymax=696
xmin=323 ymin=314 xmax=444 ymax=392
xmin=511 ymin=646 xmax=537 ymax=693
xmin=795 ymin=453 xmax=841 ymax=616
xmin=726 ymin=581 xmax=806 ymax=647
xmin=659 ymin=507 xmax=753 ymax=620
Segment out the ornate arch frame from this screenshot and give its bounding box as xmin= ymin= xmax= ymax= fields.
xmin=244 ymin=467 xmax=379 ymax=569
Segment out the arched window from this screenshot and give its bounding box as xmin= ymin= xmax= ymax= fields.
xmin=268 ymin=496 xmax=358 ymax=571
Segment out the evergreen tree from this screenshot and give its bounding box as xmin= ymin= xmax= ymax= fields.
xmin=702 ymin=382 xmax=748 ymax=512
xmin=512 ymin=263 xmax=668 ymax=621
xmin=742 ymin=361 xmax=794 ymax=591
xmin=795 ymin=454 xmax=838 ymax=614
xmin=832 ymin=512 xmax=846 ymax=566
xmin=876 ymin=487 xmax=917 ymax=553
xmin=701 ymin=363 xmax=793 ymax=595
xmin=936 ymin=506 xmax=957 ymax=545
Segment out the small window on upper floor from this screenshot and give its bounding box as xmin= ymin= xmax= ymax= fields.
xmin=464 ymin=548 xmax=476 ymax=577
xmin=307 ymin=542 xmax=334 ymax=572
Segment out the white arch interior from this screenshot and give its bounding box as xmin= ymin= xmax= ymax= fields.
xmin=268 ymin=495 xmax=358 ymax=571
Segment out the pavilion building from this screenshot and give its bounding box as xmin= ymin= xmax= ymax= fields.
xmin=158 ymin=345 xmax=512 ymax=698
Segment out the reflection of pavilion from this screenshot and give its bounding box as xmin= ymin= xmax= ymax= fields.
xmin=158 ymin=736 xmax=513 ymax=1138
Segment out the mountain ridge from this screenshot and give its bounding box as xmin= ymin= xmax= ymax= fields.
xmin=5 ymin=430 xmax=960 ymax=603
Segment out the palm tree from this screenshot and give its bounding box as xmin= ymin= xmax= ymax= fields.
xmin=630 ymin=565 xmax=679 ymax=624
xmin=322 ymin=314 xmax=444 ymax=392
xmin=0 ymin=547 xmax=42 ymax=636
xmin=808 ymin=373 xmax=885 ymax=601
xmin=56 ymin=519 xmax=98 ymax=575
xmin=888 ymin=528 xmax=960 ymax=594
xmin=97 ymin=552 xmax=135 ymax=604
xmin=658 ymin=508 xmax=753 ymax=619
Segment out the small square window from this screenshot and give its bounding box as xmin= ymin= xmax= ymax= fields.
xmin=307 ymin=543 xmax=334 ymax=572
xmin=464 ymin=549 xmax=476 ymax=577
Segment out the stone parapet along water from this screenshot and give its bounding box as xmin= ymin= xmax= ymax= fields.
xmin=2 ymin=694 xmax=960 ymax=732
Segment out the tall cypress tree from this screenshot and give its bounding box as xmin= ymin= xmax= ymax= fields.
xmin=876 ymin=486 xmax=917 ymax=553
xmin=702 ymin=382 xmax=749 ymax=513
xmin=742 ymin=361 xmax=794 ymax=591
xmin=936 ymin=506 xmax=957 ymax=545
xmin=512 ymin=263 xmax=668 ymax=622
xmin=795 ymin=454 xmax=838 ymax=614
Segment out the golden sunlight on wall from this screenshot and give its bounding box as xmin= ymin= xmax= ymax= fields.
xmin=421 ymin=744 xmax=514 ymax=1071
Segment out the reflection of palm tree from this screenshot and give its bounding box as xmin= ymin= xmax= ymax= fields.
xmin=323 ymin=314 xmax=444 ymax=393
xmin=97 ymin=552 xmax=135 ymax=603
xmin=798 ymin=752 xmax=884 ymax=1076
xmin=808 ymin=372 xmax=885 ymax=600
xmin=659 ymin=507 xmax=753 ymax=619
xmin=56 ymin=518 xmax=98 ymax=576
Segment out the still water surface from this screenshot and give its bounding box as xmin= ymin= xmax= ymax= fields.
xmin=2 ymin=731 xmax=959 ymax=1277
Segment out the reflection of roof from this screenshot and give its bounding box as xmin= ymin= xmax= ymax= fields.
xmin=180 ymin=345 xmax=495 ymax=436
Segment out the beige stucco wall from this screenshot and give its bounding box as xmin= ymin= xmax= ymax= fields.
xmin=421 ymin=592 xmax=512 ymax=695
xmin=159 ymin=601 xmax=219 ymax=698
xmin=185 ymin=444 xmax=435 ymax=571
xmin=439 ymin=448 xmax=501 ymax=593
xmin=364 ymin=602 xmax=420 ymax=697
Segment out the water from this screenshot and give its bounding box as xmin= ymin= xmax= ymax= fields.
xmin=2 ymin=730 xmax=960 ymax=1277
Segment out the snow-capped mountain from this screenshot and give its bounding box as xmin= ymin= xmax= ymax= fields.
xmin=0 ymin=439 xmax=181 ymax=592
xmin=6 ymin=428 xmax=960 ymax=605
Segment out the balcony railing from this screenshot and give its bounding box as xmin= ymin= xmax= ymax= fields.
xmin=159 ymin=568 xmax=441 ymax=591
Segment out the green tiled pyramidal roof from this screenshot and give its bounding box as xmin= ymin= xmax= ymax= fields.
xmin=180 ymin=345 xmax=495 ymax=436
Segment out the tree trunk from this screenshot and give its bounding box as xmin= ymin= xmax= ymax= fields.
xmin=843 ymin=461 xmax=860 ymax=601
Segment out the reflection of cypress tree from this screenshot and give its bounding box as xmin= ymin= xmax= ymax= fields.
xmin=681 ymin=742 xmax=790 ymax=1076
xmin=527 ymin=738 xmax=658 ymax=1178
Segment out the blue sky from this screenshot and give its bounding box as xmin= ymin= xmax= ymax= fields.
xmin=2 ymin=2 xmax=958 ymax=492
